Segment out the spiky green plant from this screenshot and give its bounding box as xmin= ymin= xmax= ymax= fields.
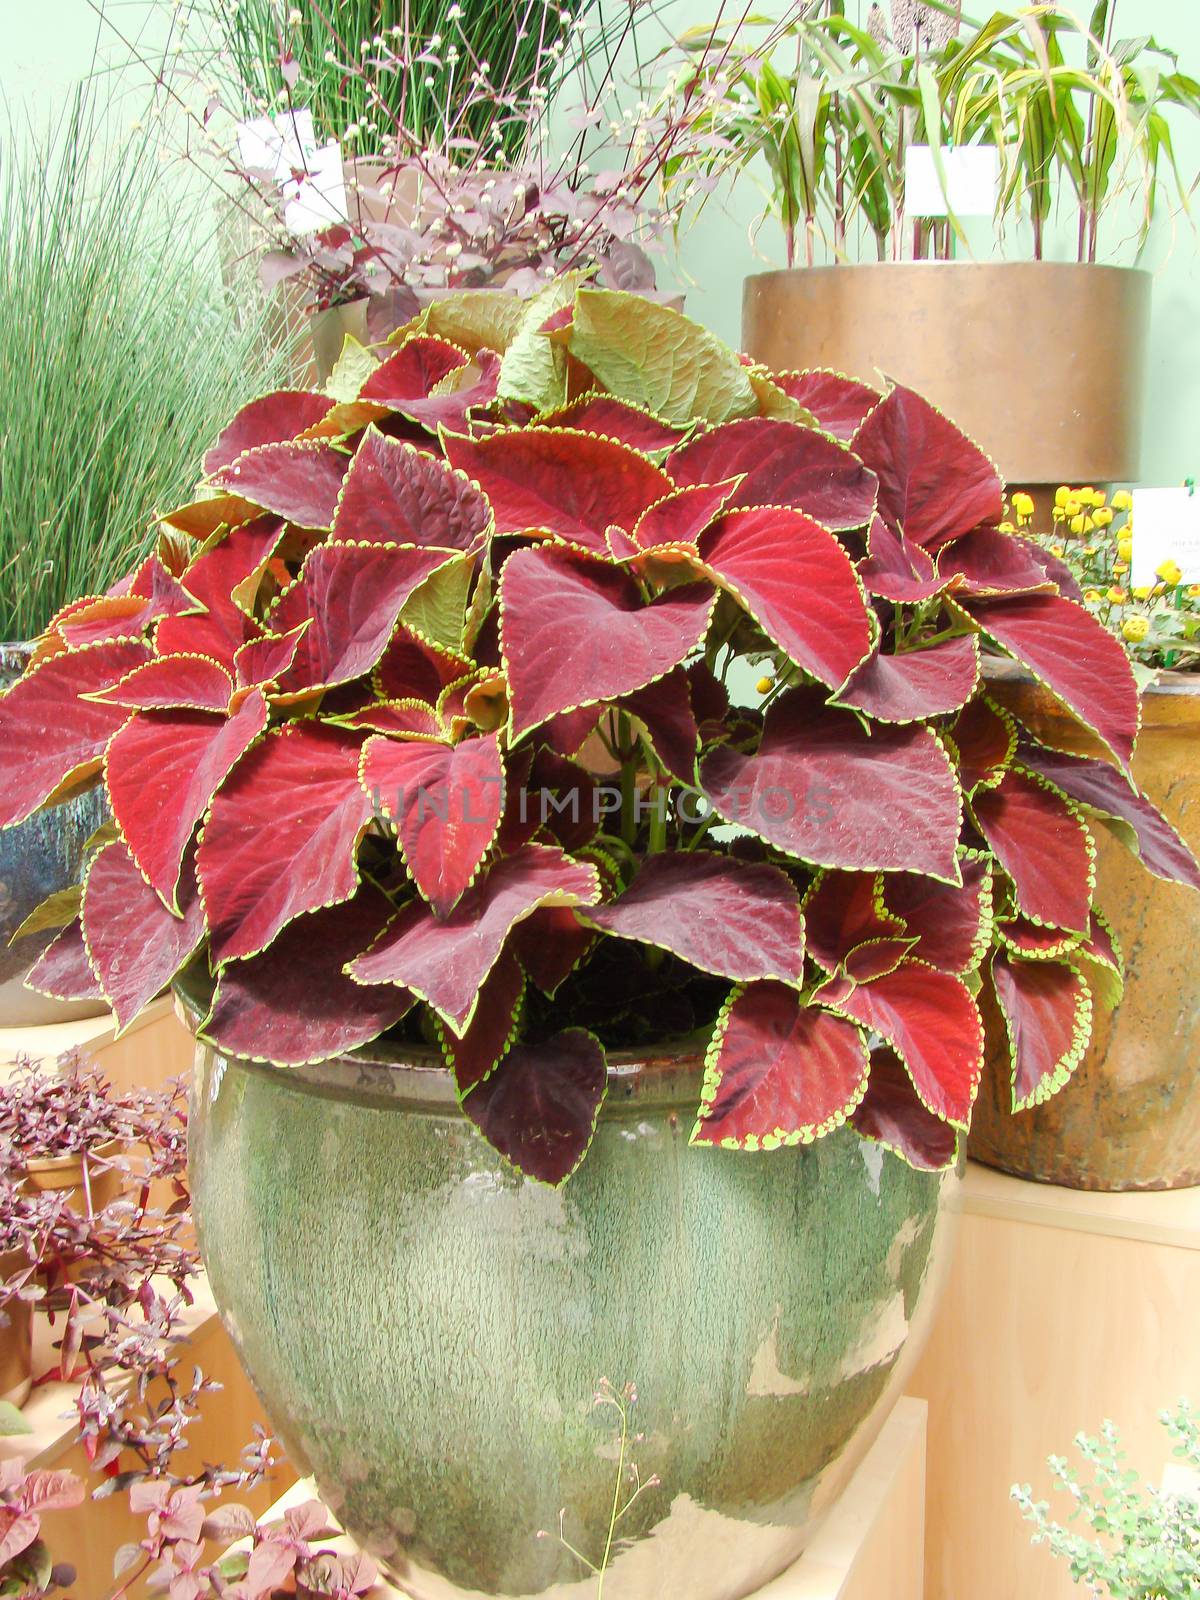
xmin=0 ymin=92 xmax=286 ymax=642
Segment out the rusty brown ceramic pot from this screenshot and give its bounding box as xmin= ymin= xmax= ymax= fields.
xmin=741 ymin=263 xmax=1150 ymax=492
xmin=968 ymin=667 xmax=1200 ymax=1191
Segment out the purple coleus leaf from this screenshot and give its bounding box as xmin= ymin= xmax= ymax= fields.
xmin=849 ymin=1047 xmax=958 ymax=1171
xmin=461 ymin=1027 xmax=608 ymax=1186
xmin=536 ymin=394 xmax=692 ymax=450
xmin=882 ymin=855 xmax=992 ymax=976
xmin=858 ymin=515 xmax=944 ymax=603
xmin=937 ymin=526 xmax=1057 ymax=597
xmin=970 ymin=769 xmax=1095 ymax=934
xmin=990 ymin=949 xmax=1093 ymax=1111
xmin=692 ymin=983 xmax=870 ymax=1148
xmin=26 ymin=920 xmax=106 ymax=1005
xmin=582 ymin=851 xmax=804 ymax=984
xmin=833 ymin=636 xmax=979 ymax=723
xmin=439 ymin=947 xmax=525 ymax=1095
xmin=332 ymin=429 xmax=493 ymax=550
xmin=499 ymin=547 xmax=715 ymax=739
xmin=358 ymin=335 xmax=470 ymax=408
xmin=82 ymin=842 xmax=206 ymax=1032
xmin=803 ymin=869 xmax=902 ymax=974
xmin=946 ymin=697 xmax=1017 ymax=792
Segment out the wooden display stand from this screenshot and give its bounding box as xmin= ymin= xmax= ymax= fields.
xmin=232 ymin=1398 xmax=927 ymax=1600
xmin=906 ymin=1161 xmax=1200 ymax=1600
xmin=0 ymin=996 xmax=194 ymax=1094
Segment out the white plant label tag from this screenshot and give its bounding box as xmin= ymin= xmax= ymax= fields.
xmin=905 ymin=145 xmax=998 ymax=217
xmin=1131 ymin=487 xmax=1200 ymax=587
xmin=235 ymin=111 xmax=347 ymax=235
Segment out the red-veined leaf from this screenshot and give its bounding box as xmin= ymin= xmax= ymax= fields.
xmin=668 ymin=417 xmax=878 ymax=530
xmin=198 ymin=722 xmax=374 ymax=964
xmin=1017 ymin=535 xmax=1085 ymax=602
xmin=842 ymin=936 xmax=919 ymax=983
xmin=820 ymin=964 xmax=984 ymax=1127
xmin=25 ymin=920 xmax=105 ymax=1004
xmin=990 ymin=950 xmax=1093 ymax=1110
xmin=158 ymin=518 xmax=282 ymax=666
xmin=499 ymin=547 xmax=715 ymax=740
xmin=203 ymin=391 xmax=333 ymax=476
xmin=849 ymin=1047 xmax=958 ymax=1171
xmin=105 ymin=690 xmax=269 ymax=910
xmin=201 ymin=888 xmax=412 ymax=1066
xmin=59 ymin=595 xmax=155 ymax=647
xmin=335 ymin=700 xmax=441 ymax=739
xmin=881 ymin=855 xmax=992 ymax=975
xmin=768 ymin=370 xmax=881 ymax=441
xmin=584 ymin=850 xmax=803 ymax=983
xmin=0 ymin=1511 xmax=40 ymax=1566
xmin=700 ymin=688 xmax=962 ymax=881
xmin=858 ymin=514 xmax=944 ymax=603
xmin=946 ymin=697 xmax=1017 ymax=792
xmin=833 ymin=636 xmax=979 ymax=723
xmin=461 ymin=1027 xmax=607 ymax=1186
xmin=116 ymin=552 xmax=201 ymax=621
xmin=438 ymin=947 xmax=524 ymax=1094
xmin=692 ymin=983 xmax=869 ymax=1148
xmin=0 ymin=640 xmax=151 ymax=826
xmin=86 ymin=655 xmax=233 ymax=714
xmin=996 ymin=915 xmax=1083 ymax=960
xmin=970 ymin=769 xmax=1094 ymax=933
xmin=802 ymin=870 xmax=902 ymax=973
xmin=332 ymin=429 xmax=492 ymax=550
xmin=81 ymin=842 xmax=205 ymax=1032
xmin=397 ymin=351 xmax=502 ymax=433
xmin=697 ymin=507 xmax=872 ymax=687
xmin=851 ymin=384 xmax=1003 ymax=549
xmin=536 ymin=394 xmax=691 ymax=450
xmin=347 ymin=843 xmax=601 ymax=1030
xmin=209 ymin=441 xmax=347 ymax=528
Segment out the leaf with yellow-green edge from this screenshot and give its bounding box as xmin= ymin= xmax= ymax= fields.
xmin=8 ymin=885 xmax=83 ymax=946
xmin=461 ymin=1026 xmax=608 ymax=1186
xmin=567 ymin=287 xmax=758 ymax=427
xmin=498 ymin=272 xmax=589 ymax=411
xmin=989 ymin=949 xmax=1093 ymax=1111
xmin=397 ymin=291 xmax=527 ymax=359
xmin=399 ymin=552 xmax=475 ymax=653
xmin=326 ymin=334 xmax=380 ymax=404
xmin=1069 ymin=907 xmax=1124 ymax=1014
xmin=436 ymin=947 xmax=525 ymax=1096
xmin=25 ymin=920 xmax=104 ymax=1004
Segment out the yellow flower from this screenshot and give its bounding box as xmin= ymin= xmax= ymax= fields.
xmin=756 ymin=676 xmax=773 ymax=695
xmin=1188 ymin=585 xmax=1200 ymax=599
xmin=1091 ymin=489 xmax=1107 ymax=507
xmin=1079 ymin=486 xmax=1100 ymax=507
xmin=1113 ymin=560 xmax=1129 ymax=576
xmin=1082 ymin=545 xmax=1099 ymax=557
xmin=1052 ymin=507 xmax=1065 ymax=522
xmin=1049 ymin=544 xmax=1066 ymax=559
xmin=1064 ymin=498 xmax=1082 ymax=518
xmin=1112 ymin=489 xmax=1133 ymax=512
xmin=1054 ymin=485 xmax=1072 ymax=509
xmin=1093 ymin=506 xmax=1114 ymax=527
xmin=1107 ymin=586 xmax=1128 ymax=604
xmin=1122 ymin=614 xmax=1150 ymax=643
xmin=1117 ymin=536 xmax=1133 ymax=562
xmin=1011 ymin=491 xmax=1035 ymax=521
xmin=1132 ymin=585 xmax=1153 ymax=600
xmin=1084 ymin=588 xmax=1103 ymax=604
xmin=1069 ymin=515 xmax=1085 ymax=535
xmin=1156 ymin=558 xmax=1183 ymax=586
xmin=999 ymin=521 xmax=1016 ymax=533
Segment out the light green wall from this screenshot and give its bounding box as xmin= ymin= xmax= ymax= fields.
xmin=2 ymin=0 xmax=1198 ymax=485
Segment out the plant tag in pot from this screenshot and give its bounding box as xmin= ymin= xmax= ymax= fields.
xmin=1131 ymin=487 xmax=1200 ymax=587
xmin=905 ymin=145 xmax=998 ymax=218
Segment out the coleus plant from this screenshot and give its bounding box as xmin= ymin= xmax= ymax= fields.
xmin=2 ymin=285 xmax=1196 ymax=1188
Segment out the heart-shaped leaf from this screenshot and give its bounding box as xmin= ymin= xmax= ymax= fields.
xmin=768 ymin=370 xmax=881 ymax=441
xmin=697 ymin=507 xmax=873 ymax=687
xmin=158 ymin=519 xmax=282 ymax=666
xmin=849 ymin=1047 xmax=958 ymax=1171
xmin=105 ymin=691 xmax=269 ymax=909
xmin=87 ymin=655 xmax=234 ymax=714
xmin=402 ymin=349 xmax=502 ymax=434
xmin=332 ymin=430 xmax=492 ymax=550
xmin=375 ymin=629 xmax=473 ymax=702
xmin=511 ymin=905 xmax=594 ymax=996
xmin=347 ymin=843 xmax=601 ymax=1030
xmin=692 ymin=983 xmax=870 ymax=1148
xmin=234 ymin=623 xmax=311 ymax=691
xmin=461 ymin=1027 xmax=608 ymax=1185
xmin=631 ymin=481 xmax=742 ymax=553
xmin=209 ymin=441 xmax=348 ymax=528
xmin=882 ymin=855 xmax=992 ymax=975
xmin=990 ymin=950 xmax=1093 ymax=1111
xmin=852 ymin=384 xmax=1003 ymax=549
xmin=201 ymin=888 xmax=412 ymax=1065
xmin=361 ymin=732 xmax=504 ymax=914
xmin=25 ymin=920 xmax=105 ymax=1004
xmin=499 ymin=547 xmax=715 ymax=739
xmin=700 ymin=688 xmax=962 ymax=881
xmin=58 ymin=595 xmax=156 ymax=648
xmin=833 ymin=636 xmax=979 ymax=723
xmin=82 ymin=842 xmax=206 ymax=1032
xmin=198 ymin=722 xmax=375 ymax=963
xmin=438 ymin=946 xmax=525 ymax=1094
xmin=971 ymin=769 xmax=1094 ymax=933
xmin=203 ymin=391 xmax=333 ymax=476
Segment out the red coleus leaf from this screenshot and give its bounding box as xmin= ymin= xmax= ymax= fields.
xmin=198 ymin=722 xmax=375 ymax=964
xmin=523 ymin=748 xmax=598 ymax=853
xmin=668 ymin=418 xmax=878 ymax=531
xmin=234 ymin=623 xmax=311 ymax=692
xmin=946 ymin=697 xmax=1017 ymax=792
xmin=209 ymin=441 xmax=348 ymax=528
xmin=582 ymin=851 xmax=804 ymax=983
xmin=631 ymin=481 xmax=742 ymax=553
xmin=81 ymin=842 xmax=206 ymax=1032
xmin=347 ymin=843 xmax=601 ymax=1030
xmin=996 ymin=914 xmax=1083 ymax=960
xmin=842 ymin=936 xmax=917 ymax=983
xmin=692 ymin=982 xmax=870 ymax=1148
xmin=858 ymin=515 xmax=944 ymax=603
xmin=970 ymin=769 xmax=1094 ymax=934
xmin=26 ymin=919 xmax=105 ymax=1004
xmin=336 ymin=700 xmax=442 ymax=739
xmin=833 ymin=636 xmax=979 ymax=723
xmin=105 ymin=690 xmax=269 ymax=910
xmin=376 ymin=629 xmax=473 ymax=701
xmin=851 ymin=384 xmax=1003 ymax=550
xmin=511 ymin=906 xmax=594 ymax=995
xmin=882 ymin=855 xmax=992 ymax=976
xmin=87 ymin=654 xmax=234 ymax=714
xmin=820 ymin=964 xmax=984 ymax=1127
xmin=990 ymin=950 xmax=1093 ymax=1111
xmin=202 ymin=888 xmax=412 ymax=1066
xmin=849 ymin=1048 xmax=958 ymax=1172
xmin=461 ymin=1027 xmax=608 ymax=1186
xmin=700 ymin=688 xmax=962 ymax=881
xmin=158 ymin=518 xmax=282 ymax=667
xmin=438 ymin=947 xmax=524 ymax=1094
xmin=768 ymin=370 xmax=881 ymax=441
xmin=802 ymin=870 xmax=902 ymax=973
xmin=268 ymin=542 xmax=463 ymax=696
xmin=536 ymin=394 xmax=691 ymax=450
xmin=957 ymin=594 xmax=1140 ymax=770
xmin=443 ymin=428 xmax=673 ymax=555
xmin=697 ymin=507 xmax=872 ymax=688
xmin=499 ymin=547 xmax=715 ymax=740
xmin=58 ymin=595 xmax=156 ymax=647
xmin=1017 ymin=742 xmax=1200 ymax=890
xmin=358 ymin=335 xmax=470 ymax=407
xmin=202 ymin=390 xmax=333 ymax=476
xmin=0 ymin=640 xmax=151 ymax=825
xmin=541 ymin=704 xmax=603 ymax=760
xmin=397 ymin=350 xmax=503 ymax=434
xmin=937 ymin=526 xmax=1056 ymax=597
xmin=1018 ymin=536 xmax=1085 ymax=602
xmin=620 ymin=668 xmax=701 ymax=785
xmin=360 ymin=732 xmax=504 ymax=914
xmin=332 ymin=430 xmax=492 ymax=550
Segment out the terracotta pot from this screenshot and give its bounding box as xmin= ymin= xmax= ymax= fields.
xmin=22 ymin=1141 xmax=125 ymax=1215
xmin=968 ymin=667 xmax=1200 ymax=1190
xmin=0 ymin=644 xmax=108 ymax=1027
xmin=0 ymin=1249 xmax=33 ymax=1409
xmin=741 ymin=262 xmax=1150 ymax=493
xmin=185 ymin=1010 xmax=960 ymax=1599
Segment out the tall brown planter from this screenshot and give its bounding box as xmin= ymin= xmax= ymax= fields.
xmin=968 ymin=670 xmax=1200 ymax=1191
xmin=741 ymin=263 xmax=1150 ymax=499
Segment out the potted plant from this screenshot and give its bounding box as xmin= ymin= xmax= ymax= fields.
xmin=669 ymin=0 xmax=1199 ymax=497
xmin=0 ymin=286 xmax=1190 ymax=1596
xmin=0 ymin=91 xmax=286 ymax=1026
xmin=969 ymin=489 xmax=1200 ymax=1189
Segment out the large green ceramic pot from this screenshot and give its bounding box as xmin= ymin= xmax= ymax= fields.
xmin=188 ymin=1030 xmax=958 ymax=1600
